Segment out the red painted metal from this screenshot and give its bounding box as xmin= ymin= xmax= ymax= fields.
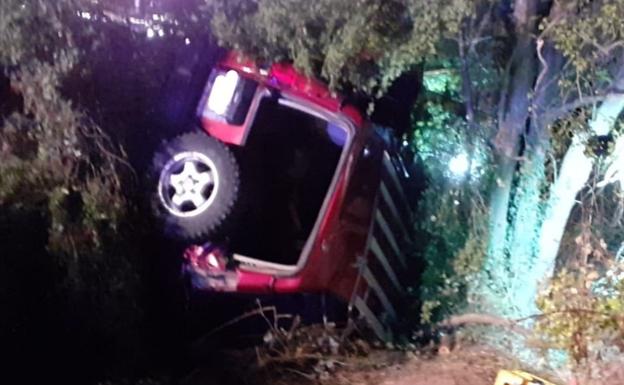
xmin=201 ymin=52 xmax=363 ymax=146
xmin=187 ymin=52 xmax=408 ymax=306
xmin=200 ymin=119 xmax=246 ymax=146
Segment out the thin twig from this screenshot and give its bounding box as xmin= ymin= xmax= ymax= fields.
xmin=283 ymin=368 xmax=316 ymax=380
xmin=192 ymin=305 xmax=278 ymax=347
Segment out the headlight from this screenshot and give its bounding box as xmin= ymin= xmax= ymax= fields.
xmin=199 ymin=69 xmax=257 ymax=125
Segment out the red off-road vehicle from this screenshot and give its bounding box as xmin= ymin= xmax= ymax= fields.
xmin=152 ymin=52 xmax=416 ymax=340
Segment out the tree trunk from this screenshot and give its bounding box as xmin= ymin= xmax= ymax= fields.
xmin=535 ymin=71 xmax=624 ymax=285
xmin=505 ymin=24 xmax=566 ymax=316
xmin=479 ymin=0 xmax=538 ymax=315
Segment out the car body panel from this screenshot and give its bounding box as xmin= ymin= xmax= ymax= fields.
xmin=199 ymin=52 xmax=363 ymax=147
xmin=184 ymin=52 xmax=414 ymax=317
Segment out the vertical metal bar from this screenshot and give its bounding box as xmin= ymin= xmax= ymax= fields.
xmin=382 ymin=152 xmax=413 ymax=221
xmin=375 ymin=210 xmax=407 ymax=268
xmin=379 ymin=182 xmax=410 ymax=241
xmin=354 ymin=296 xmax=391 ymax=341
xmin=370 ymin=237 xmax=403 ymax=293
xmin=361 ymin=266 xmax=397 ymax=320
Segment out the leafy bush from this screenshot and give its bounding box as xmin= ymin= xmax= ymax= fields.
xmin=205 ymin=0 xmax=477 ymax=95
xmin=0 ymin=2 xmax=149 ymax=380
xmin=412 ymin=61 xmax=492 ymax=322
xmin=536 ymin=264 xmax=624 ymax=361
xmin=0 ymin=0 xmax=132 ymax=254
xmin=535 ymin=263 xmax=624 ymax=382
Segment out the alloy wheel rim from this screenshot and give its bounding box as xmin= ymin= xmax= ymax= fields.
xmin=158 ymin=151 xmax=220 ymax=218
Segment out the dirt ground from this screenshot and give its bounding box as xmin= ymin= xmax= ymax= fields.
xmin=184 ymin=344 xmax=561 ymax=385
xmin=332 ymin=346 xmax=530 ymax=385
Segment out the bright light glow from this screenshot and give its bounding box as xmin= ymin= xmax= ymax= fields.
xmin=157 ymin=28 xmax=165 ymax=37
xmin=207 ymin=253 xmax=219 ymax=268
xmin=449 ymin=152 xmax=470 ymax=176
xmin=146 ymin=28 xmax=155 ymax=39
xmin=184 ymin=37 xmax=191 ymax=45
xmin=81 ymin=11 xmax=92 ymax=20
xmin=129 ymin=16 xmax=146 ymax=26
xmin=206 ymin=70 xmax=240 ymax=116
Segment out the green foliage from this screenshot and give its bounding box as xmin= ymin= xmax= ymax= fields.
xmin=413 ymin=55 xmax=494 ymax=180
xmin=418 ymin=185 xmax=489 ymax=322
xmin=205 ymin=0 xmax=478 ymax=95
xmin=412 ymin=61 xmax=492 ymax=322
xmin=536 ymin=264 xmax=624 ymax=366
xmin=0 ymin=0 xmax=142 ymax=343
xmin=1 ymin=56 xmax=128 ymax=260
xmin=548 ymin=108 xmax=592 ymax=162
xmin=540 ymin=0 xmax=624 ymax=113
xmin=422 ymin=68 xmax=462 ymax=94
xmin=0 ymin=1 xmax=77 ymax=67
xmin=549 ymin=0 xmax=624 ymax=75
xmin=413 ymin=100 xmax=466 ymax=178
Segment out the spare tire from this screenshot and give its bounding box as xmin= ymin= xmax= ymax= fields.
xmin=152 ymin=131 xmax=240 ymax=240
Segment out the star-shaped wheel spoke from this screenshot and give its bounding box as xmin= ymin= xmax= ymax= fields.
xmin=168 ymin=160 xmax=214 ymax=209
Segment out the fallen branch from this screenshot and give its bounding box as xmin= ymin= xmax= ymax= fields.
xmin=440 ymin=308 xmax=624 ymax=338
xmin=439 ymin=313 xmax=530 ymax=336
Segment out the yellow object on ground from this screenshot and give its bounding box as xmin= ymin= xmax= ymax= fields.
xmin=494 ymin=370 xmax=559 ymax=385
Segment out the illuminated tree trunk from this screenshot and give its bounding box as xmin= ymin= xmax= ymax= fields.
xmin=504 ymin=34 xmax=565 ymax=316
xmin=483 ymin=156 xmax=517 ymax=312
xmin=534 ymin=73 xmax=624 ymax=289
xmin=479 ymin=0 xmax=538 ymax=316
xmin=504 ymin=148 xmax=547 ymax=315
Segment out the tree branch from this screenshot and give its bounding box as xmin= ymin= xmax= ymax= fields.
xmin=541 ymin=94 xmax=621 ymax=126
xmin=439 ymin=313 xmax=530 ymax=336
xmin=439 ymin=308 xmax=624 ymax=337
xmin=533 ymin=38 xmax=549 ymax=98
